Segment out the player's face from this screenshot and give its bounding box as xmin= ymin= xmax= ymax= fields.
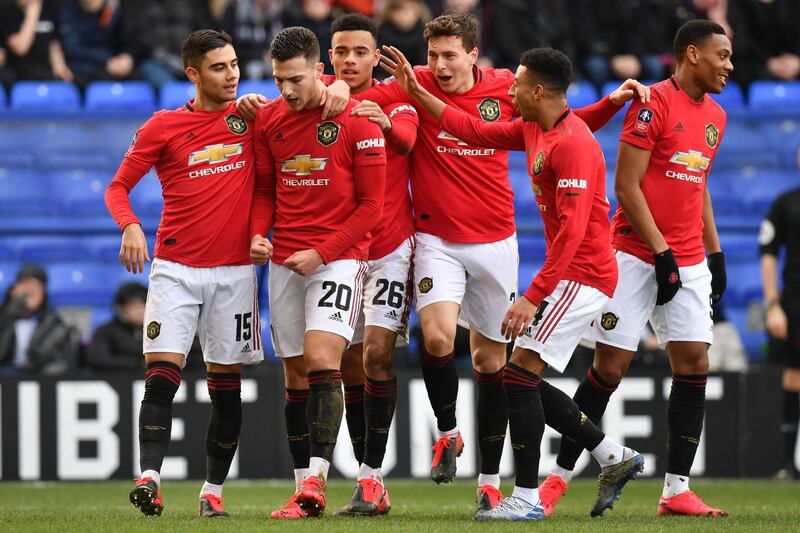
xmin=190 ymin=44 xmax=240 ymax=103
xmin=427 ymin=35 xmax=478 ymax=94
xmin=273 ymin=56 xmax=324 ymax=112
xmin=330 ymin=30 xmax=380 ymax=93
xmin=693 ymin=33 xmax=733 ymax=94
xmin=509 ymin=65 xmax=538 ymax=121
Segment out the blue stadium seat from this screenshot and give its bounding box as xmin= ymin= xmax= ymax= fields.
xmin=725 ymin=263 xmax=763 ymax=306
xmin=714 ymin=126 xmax=779 ymax=170
xmin=710 ymin=81 xmax=745 ymax=112
xmin=0 ymin=262 xmax=20 ymax=293
xmin=518 ymin=262 xmax=543 ymax=294
xmin=114 ymin=263 xmax=151 ymax=288
xmin=259 ymin=309 xmax=276 ymax=359
xmin=0 ymin=149 xmax=34 ymax=169
xmin=518 ymin=234 xmax=546 ymax=261
xmin=0 ymin=169 xmax=53 ymax=215
xmin=47 ymin=262 xmax=119 ymax=306
xmin=85 ymin=81 xmax=156 ymax=113
xmin=749 ymin=81 xmax=800 ymax=112
xmin=90 ymin=306 xmax=115 ymax=336
xmin=159 ymin=81 xmax=195 ymax=109
xmin=38 ymin=146 xmax=114 ymax=171
xmin=725 ymin=305 xmax=766 ymax=358
xmin=719 ymin=233 xmax=759 ymax=263
xmin=238 ymin=80 xmax=281 ymax=100
xmin=567 ymin=81 xmax=599 ymax=109
xmin=0 ymin=85 xmax=6 ymax=109
xmin=86 ymin=235 xmax=125 ymax=261
xmin=128 ymin=172 xmax=163 ymax=216
xmin=14 ymin=236 xmax=89 ymax=262
xmin=731 ymin=169 xmax=800 ymax=215
xmin=48 ymin=170 xmax=111 ymax=216
xmin=11 ymin=81 xmax=81 ymax=111
xmin=0 ymin=239 xmax=13 ymax=260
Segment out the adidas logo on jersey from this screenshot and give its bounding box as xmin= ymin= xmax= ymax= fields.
xmin=240 ymin=343 xmax=252 ymax=353
xmin=384 ymin=310 xmax=399 ymax=320
xmin=328 ymin=311 xmax=344 ymax=323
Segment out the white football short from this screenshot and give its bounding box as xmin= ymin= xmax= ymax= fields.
xmin=143 ymin=258 xmax=264 ymax=365
xmin=268 ymin=259 xmax=368 ymax=358
xmin=413 ymin=232 xmax=519 ymax=343
xmin=351 ymin=236 xmax=414 ymax=346
xmin=515 ymin=280 xmax=609 ymax=373
xmin=589 ymin=251 xmax=714 ymax=351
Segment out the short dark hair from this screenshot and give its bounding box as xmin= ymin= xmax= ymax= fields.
xmin=181 ymin=29 xmax=233 ymax=69
xmin=423 ymin=12 xmax=478 ymax=51
xmin=270 ymin=26 xmax=320 ymax=63
xmin=331 ymin=13 xmax=378 ymax=41
xmin=519 ymin=48 xmax=572 ymax=94
xmin=673 ymin=19 xmax=727 ymax=61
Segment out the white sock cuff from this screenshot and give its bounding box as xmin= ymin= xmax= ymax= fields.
xmin=477 ymin=473 xmax=501 ymax=489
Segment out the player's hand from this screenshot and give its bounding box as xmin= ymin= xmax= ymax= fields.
xmin=707 ymin=251 xmax=726 ymax=303
xmin=380 ymin=45 xmax=421 ymax=95
xmin=250 ymin=234 xmax=272 ymax=265
xmin=766 ymin=302 xmax=789 ymax=340
xmin=501 ymin=295 xmax=537 ymax=340
xmin=320 ymin=79 xmax=350 ymax=119
xmin=654 ymin=248 xmax=682 ymax=305
xmin=120 ymin=223 xmax=150 ymax=274
xmin=283 ymin=249 xmax=324 ymax=276
xmin=351 ymin=100 xmax=391 ymax=131
xmin=236 ymin=93 xmax=268 ymax=121
xmin=608 ymin=78 xmax=650 ymax=106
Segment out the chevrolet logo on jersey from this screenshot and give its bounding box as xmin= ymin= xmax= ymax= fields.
xmin=669 ymin=150 xmax=710 ymax=173
xmin=281 ymin=154 xmax=327 ymax=176
xmin=188 ymin=143 xmax=243 ymax=166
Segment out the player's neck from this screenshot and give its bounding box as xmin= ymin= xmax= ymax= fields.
xmin=192 ymin=93 xmax=231 ymax=112
xmin=536 ymin=98 xmax=568 ymax=131
xmin=349 ymin=79 xmax=373 ymax=95
xmin=673 ymin=69 xmax=705 ymax=103
xmin=302 ymin=87 xmax=326 ymax=111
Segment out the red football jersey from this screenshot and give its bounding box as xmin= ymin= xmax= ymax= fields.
xmin=613 ymin=77 xmax=727 ymax=266
xmin=359 ymin=66 xmax=518 ymax=244
xmin=105 ymin=100 xmax=255 ymax=267
xmin=440 ymin=106 xmax=618 ymax=304
xmin=251 ymin=98 xmax=387 ymax=264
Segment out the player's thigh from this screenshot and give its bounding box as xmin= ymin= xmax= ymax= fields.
xmin=199 ymin=264 xmax=264 ymax=366
xmin=589 ymin=251 xmax=656 ymax=351
xmin=509 ymin=345 xmax=549 ymax=377
xmin=460 ymin=234 xmax=519 ymax=343
xmin=281 ymin=355 xmax=308 ymax=389
xmin=650 ymin=259 xmax=713 ymax=347
xmin=362 ymin=236 xmax=414 ymax=347
xmin=516 ymin=281 xmax=608 ymax=373
xmin=304 ymin=330 xmax=348 ymax=372
xmin=418 ymin=301 xmax=461 ymax=354
xmin=413 ymin=232 xmax=467 ymax=312
xmin=268 ymin=261 xmax=307 ymax=359
xmin=304 ymin=260 xmax=367 ymax=363
xmin=143 ymin=259 xmax=202 ymax=361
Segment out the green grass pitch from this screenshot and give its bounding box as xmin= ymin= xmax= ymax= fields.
xmin=1 ymin=479 xmax=799 ymax=532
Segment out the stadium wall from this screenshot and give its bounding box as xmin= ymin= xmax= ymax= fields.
xmin=0 ymin=367 xmax=786 ymax=481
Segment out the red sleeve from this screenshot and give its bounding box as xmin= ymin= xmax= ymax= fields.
xmin=383 ymin=103 xmax=418 ymax=155
xmin=356 ymin=77 xmax=413 ymax=107
xmin=619 ymin=91 xmax=665 ymax=151
xmin=250 ymin=107 xmax=276 ymax=237
xmin=524 ymin=137 xmax=599 ymax=305
xmin=104 ymin=114 xmax=164 ymax=230
xmin=315 ymin=118 xmax=386 ymax=263
xmin=439 ymin=105 xmax=525 ymax=151
xmin=573 ymin=95 xmax=624 ymax=132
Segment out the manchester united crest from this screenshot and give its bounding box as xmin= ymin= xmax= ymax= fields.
xmin=532 ymin=151 xmax=545 ymax=176
xmin=600 ymin=312 xmax=618 ymax=331
xmin=146 ymin=321 xmax=161 ymax=340
xmin=477 ymin=98 xmax=501 ymax=122
xmin=317 ymin=121 xmax=340 ymax=146
xmin=418 ymin=277 xmax=433 ymax=294
xmin=705 ymin=123 xmax=719 ymax=149
xmin=225 ymin=114 xmax=248 ymax=135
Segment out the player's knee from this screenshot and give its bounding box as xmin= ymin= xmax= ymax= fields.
xmin=363 ymin=341 xmax=394 ymax=378
xmin=282 ymin=357 xmax=308 ymax=389
xmin=593 ymin=363 xmax=627 ymax=385
xmin=423 ymin=331 xmax=454 ymax=357
xmin=471 ymin=344 xmax=506 ymax=373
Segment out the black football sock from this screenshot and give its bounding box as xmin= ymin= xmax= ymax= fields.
xmin=420 ymin=348 xmax=459 ymax=432
xmin=503 ymin=363 xmax=545 ymax=489
xmin=556 ymin=367 xmax=619 ymax=470
xmin=344 ymin=384 xmax=366 ymax=464
xmin=666 ymin=374 xmax=706 ymax=476
xmin=205 ymin=372 xmax=241 ymax=485
xmin=539 ymin=379 xmax=605 ymax=451
xmin=307 ymin=370 xmax=344 ymax=462
xmin=139 ymin=361 xmax=182 ymax=474
xmin=363 ymin=377 xmax=398 ymax=469
xmin=781 ymin=390 xmax=799 ymax=468
xmin=475 ymin=368 xmax=507 ymax=476
xmin=284 ymin=388 xmax=310 ymax=469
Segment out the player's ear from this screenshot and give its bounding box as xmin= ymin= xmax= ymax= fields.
xmin=315 ymin=61 xmax=324 ymax=78
xmin=685 ymin=44 xmax=700 ymax=66
xmin=469 ymin=47 xmax=478 ymax=65
xmin=373 ymin=48 xmax=381 ymax=68
xmin=328 ymin=48 xmax=334 ymax=64
xmin=185 ymin=66 xmax=200 ymax=84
